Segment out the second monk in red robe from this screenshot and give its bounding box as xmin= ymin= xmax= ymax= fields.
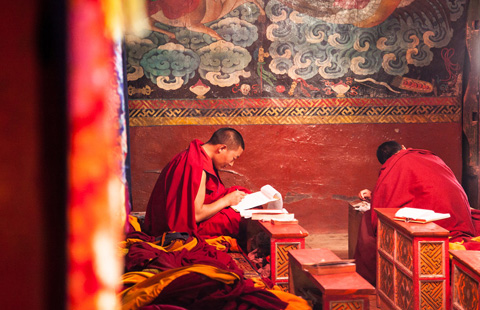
xmin=355 ymin=141 xmax=480 ymax=286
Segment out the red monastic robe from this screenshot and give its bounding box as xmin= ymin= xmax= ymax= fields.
xmin=144 ymin=139 xmax=247 ymax=238
xmin=355 ymin=149 xmax=479 ymax=285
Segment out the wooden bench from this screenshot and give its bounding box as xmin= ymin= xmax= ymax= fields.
xmin=288 ymin=248 xmax=375 ymax=310
xmin=375 ymin=208 xmax=450 ymax=310
xmin=450 ymin=250 xmax=480 ymax=310
xmin=246 ymin=219 xmax=309 ymax=290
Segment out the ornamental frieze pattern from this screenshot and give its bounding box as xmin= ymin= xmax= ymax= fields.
xmin=419 ymin=242 xmax=445 ymax=276
xmin=396 ymin=270 xmax=414 ymax=310
xmin=275 ymin=242 xmax=299 ymax=279
xmin=129 ymin=97 xmax=460 ymax=126
xmin=453 ymin=266 xmax=479 ymax=310
xmin=420 ymin=281 xmax=445 ymax=309
xmin=378 ymin=255 xmax=394 ymax=301
xmin=378 ymin=222 xmax=394 ymax=255
xmin=330 ymin=300 xmax=364 ymax=310
xmin=397 ymin=233 xmax=413 ymax=272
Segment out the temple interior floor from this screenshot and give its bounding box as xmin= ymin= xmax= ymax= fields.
xmin=305 ymin=233 xmax=348 ymax=259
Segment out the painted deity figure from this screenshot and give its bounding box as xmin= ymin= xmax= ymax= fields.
xmin=148 ymin=0 xmax=266 ymax=40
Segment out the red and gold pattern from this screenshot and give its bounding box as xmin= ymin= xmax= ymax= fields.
xmin=397 ymin=233 xmax=413 ymax=272
xmin=420 ymin=281 xmax=445 ymax=309
xmin=275 ymin=242 xmax=300 ymax=280
xmin=376 ymin=209 xmax=449 ymax=310
xmin=330 ymin=300 xmax=364 ymax=310
xmin=420 ymin=242 xmax=445 ymax=276
xmin=129 ymin=97 xmax=460 ymax=126
xmin=453 ymin=266 xmax=479 ymax=310
xmin=396 ymin=270 xmax=414 ymax=310
xmin=450 ymin=251 xmax=480 ymax=310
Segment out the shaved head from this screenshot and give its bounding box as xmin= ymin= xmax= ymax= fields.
xmin=376 ymin=141 xmax=403 ymax=164
xmin=206 ymin=128 xmax=244 ymax=150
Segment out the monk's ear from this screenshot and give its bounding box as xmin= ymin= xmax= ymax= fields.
xmin=217 ymin=144 xmax=227 ymax=153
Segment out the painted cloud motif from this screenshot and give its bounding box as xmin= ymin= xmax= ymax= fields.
xmin=125 ymin=35 xmax=156 ymax=82
xmin=266 ymin=0 xmax=462 ymax=80
xmin=140 ymin=42 xmax=200 ymax=90
xmin=197 ymin=41 xmax=252 ymax=87
xmin=126 ymin=2 xmax=261 ymax=90
xmin=126 ymin=0 xmax=467 ymax=97
xmin=210 ymin=17 xmax=259 ymax=48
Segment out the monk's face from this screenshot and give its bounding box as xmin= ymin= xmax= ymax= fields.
xmin=213 ymin=145 xmax=243 ymax=169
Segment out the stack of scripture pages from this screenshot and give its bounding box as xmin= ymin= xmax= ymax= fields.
xmin=251 ymin=212 xmax=298 ymax=224
xmin=239 ymin=208 xmax=288 ymax=219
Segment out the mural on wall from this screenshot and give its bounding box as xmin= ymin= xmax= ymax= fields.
xmin=127 ymin=0 xmax=468 ymax=126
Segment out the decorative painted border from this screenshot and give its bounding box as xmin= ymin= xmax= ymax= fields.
xmin=419 ymin=241 xmax=445 ymax=276
xmin=453 ymin=265 xmax=479 ymax=309
xmin=129 ymin=97 xmax=460 ymax=126
xmin=275 ymin=242 xmax=300 ymax=280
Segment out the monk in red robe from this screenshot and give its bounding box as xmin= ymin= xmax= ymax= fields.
xmin=144 ymin=128 xmax=249 ymax=238
xmin=355 ymin=141 xmax=480 ymax=286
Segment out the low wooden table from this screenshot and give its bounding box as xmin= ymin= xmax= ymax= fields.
xmin=375 ymin=208 xmax=450 ymax=310
xmin=450 ymin=250 xmax=480 ymax=310
xmin=258 ymin=221 xmax=308 ymax=289
xmin=289 ymin=248 xmax=375 ymax=310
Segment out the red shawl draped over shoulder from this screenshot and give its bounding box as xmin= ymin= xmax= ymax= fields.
xmin=355 ymin=149 xmax=479 ymax=285
xmin=144 ymin=139 xmax=245 ymax=238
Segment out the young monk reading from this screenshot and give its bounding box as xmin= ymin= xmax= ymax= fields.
xmin=355 ymin=141 xmax=480 ymax=286
xmin=144 ymin=128 xmax=249 ymax=237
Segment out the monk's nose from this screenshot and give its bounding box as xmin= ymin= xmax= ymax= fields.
xmin=229 ymin=161 xmax=234 ymax=167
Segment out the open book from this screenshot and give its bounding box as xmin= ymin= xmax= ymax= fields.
xmin=394 ymin=207 xmax=450 ymax=223
xmin=231 ymin=185 xmax=282 ymax=212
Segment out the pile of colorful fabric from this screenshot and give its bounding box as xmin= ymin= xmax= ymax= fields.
xmin=118 ymin=217 xmax=311 ymax=310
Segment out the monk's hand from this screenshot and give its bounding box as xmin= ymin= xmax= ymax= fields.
xmin=358 ymin=189 xmax=372 ymax=202
xmin=226 ymin=190 xmax=247 ymax=206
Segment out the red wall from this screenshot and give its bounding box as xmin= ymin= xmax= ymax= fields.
xmin=130 ymin=122 xmax=462 ymax=234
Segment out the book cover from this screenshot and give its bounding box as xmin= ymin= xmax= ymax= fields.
xmin=303 ymin=259 xmax=356 ymax=275
xmin=271 ymin=218 xmax=299 ymax=225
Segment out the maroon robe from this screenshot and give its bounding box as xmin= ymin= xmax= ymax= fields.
xmin=355 ymin=149 xmax=479 ymax=285
xmin=144 ymin=139 xmax=247 ymax=237
xmin=123 ymin=232 xmax=288 ymax=310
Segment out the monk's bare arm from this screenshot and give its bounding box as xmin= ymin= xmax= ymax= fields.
xmin=194 ymin=171 xmax=246 ymax=223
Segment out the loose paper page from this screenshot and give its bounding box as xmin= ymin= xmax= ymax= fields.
xmin=232 ymin=184 xmax=282 ymax=211
xmin=261 ymin=185 xmax=283 ymax=210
